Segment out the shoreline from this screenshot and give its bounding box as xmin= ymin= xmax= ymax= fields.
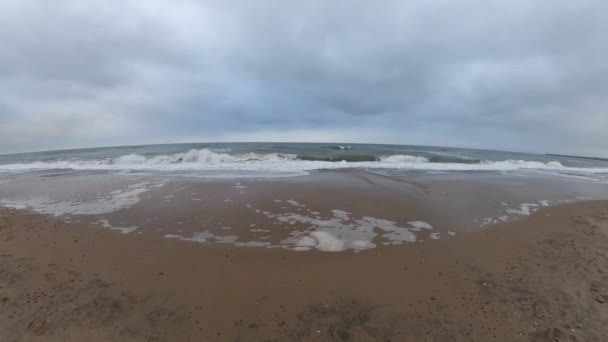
xmin=1 ymin=201 xmax=608 ymax=341
xmin=3 ymin=168 xmax=607 ymax=253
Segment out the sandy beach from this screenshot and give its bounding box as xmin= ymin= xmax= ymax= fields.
xmin=2 ymin=0 xmax=608 ymax=339
xmin=1 ymin=198 xmax=608 ymax=341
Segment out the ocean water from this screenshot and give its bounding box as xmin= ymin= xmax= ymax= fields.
xmin=0 ymin=143 xmax=607 ymax=178
xmin=1 ymin=143 xmax=608 ymax=252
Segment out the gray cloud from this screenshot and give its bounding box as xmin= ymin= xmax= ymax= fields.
xmin=1 ymin=0 xmax=607 ymax=155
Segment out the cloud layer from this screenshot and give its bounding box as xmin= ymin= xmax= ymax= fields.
xmin=1 ymin=0 xmax=607 ymax=155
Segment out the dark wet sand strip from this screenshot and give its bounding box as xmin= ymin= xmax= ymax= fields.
xmin=1 ymin=201 xmax=608 ymax=341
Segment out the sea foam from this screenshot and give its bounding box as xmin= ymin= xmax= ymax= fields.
xmin=1 ymin=148 xmax=607 ymax=179
xmin=0 ymin=182 xmax=159 ymax=216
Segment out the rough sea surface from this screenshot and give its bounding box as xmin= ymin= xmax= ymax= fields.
xmin=1 ymin=143 xmax=608 ymax=252
xmin=1 ymin=142 xmax=607 ymax=178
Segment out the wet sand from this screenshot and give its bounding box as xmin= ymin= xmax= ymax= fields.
xmin=4 ymin=169 xmax=607 ymax=250
xmin=1 ymin=200 xmax=608 ymax=341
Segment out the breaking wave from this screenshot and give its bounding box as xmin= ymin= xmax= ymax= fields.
xmin=1 ymin=148 xmax=607 ymax=177
xmin=380 ymin=155 xmax=430 ymax=163
xmin=114 ymin=149 xmax=294 ymax=165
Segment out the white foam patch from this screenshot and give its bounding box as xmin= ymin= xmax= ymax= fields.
xmin=309 ymin=231 xmax=345 ymax=252
xmin=215 ymin=235 xmax=238 ymax=244
xmin=351 ymin=240 xmax=377 ymax=250
xmin=480 ymin=217 xmax=496 ymax=227
xmin=251 ymin=228 xmax=270 ymax=232
xmin=476 ymin=199 xmax=568 ymax=228
xmin=380 ymin=155 xmax=429 ymax=163
xmin=286 ymin=199 xmax=305 ymax=207
xmin=177 ymin=230 xmax=269 ymax=247
xmin=331 ymin=210 xmax=350 ymax=220
xmin=295 ymin=236 xmax=318 ymax=248
xmin=506 ymin=203 xmax=539 ymax=216
xmin=164 ymin=234 xmax=182 ymax=239
xmin=96 ymin=219 xmax=138 ymax=234
xmin=245 ymin=207 xmax=434 ymax=252
xmin=180 ymin=231 xmax=214 ymax=243
xmin=408 ymin=221 xmax=434 ymax=230
xmin=0 ymin=182 xmax=158 ymax=216
xmin=359 ymin=217 xmax=417 ymax=243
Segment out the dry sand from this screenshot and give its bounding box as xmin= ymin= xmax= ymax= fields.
xmin=1 ymin=201 xmax=608 ymax=341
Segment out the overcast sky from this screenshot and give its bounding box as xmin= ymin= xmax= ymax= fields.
xmin=1 ymin=0 xmax=607 ymax=155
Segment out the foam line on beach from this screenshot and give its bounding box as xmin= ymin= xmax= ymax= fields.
xmin=0 ymin=182 xmax=162 ymax=216
xmin=149 ymin=203 xmax=443 ymax=252
xmin=251 ymin=203 xmax=437 ymax=252
xmin=475 ymin=199 xmax=580 ymax=228
xmin=96 ymin=219 xmax=138 ymax=234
